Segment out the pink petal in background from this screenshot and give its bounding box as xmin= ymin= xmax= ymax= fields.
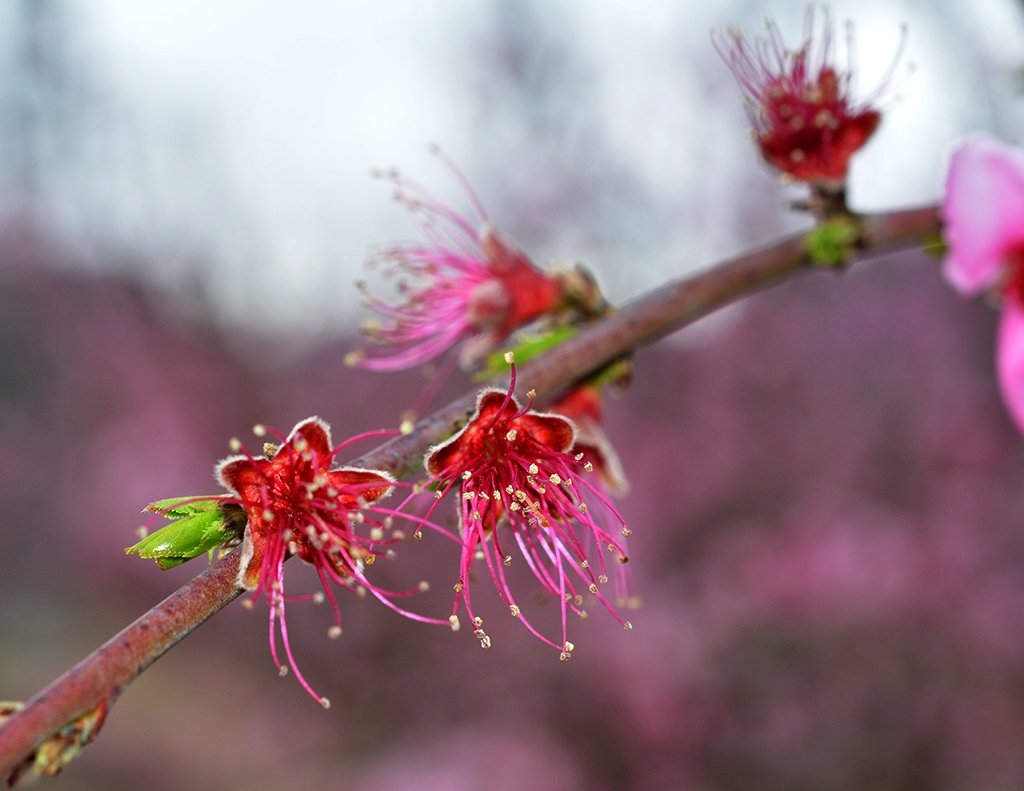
xmin=942 ymin=134 xmax=1024 ymax=294
xmin=996 ymin=300 xmax=1024 ymax=434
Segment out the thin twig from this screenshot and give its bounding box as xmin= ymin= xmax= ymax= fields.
xmin=0 ymin=204 xmax=940 ymax=780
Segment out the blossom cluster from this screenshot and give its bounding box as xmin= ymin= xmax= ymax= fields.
xmin=147 ymin=361 xmax=632 ymax=702
xmin=127 ymin=8 xmax=961 ymax=708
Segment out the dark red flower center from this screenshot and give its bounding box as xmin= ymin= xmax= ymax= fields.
xmin=758 ymin=67 xmax=880 ymax=183
xmin=1004 ymin=246 xmax=1024 ymax=307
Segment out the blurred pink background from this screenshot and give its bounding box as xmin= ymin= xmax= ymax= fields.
xmin=3 ymin=2 xmax=1024 ymax=790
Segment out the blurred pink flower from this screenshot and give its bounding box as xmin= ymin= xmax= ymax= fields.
xmin=941 ymin=134 xmax=1024 ymax=433
xmin=713 ymin=7 xmax=904 ymax=187
xmin=422 ymin=359 xmax=633 ymax=656
xmin=217 ymin=417 xmax=446 ymax=705
xmin=353 ymin=165 xmax=564 ymax=372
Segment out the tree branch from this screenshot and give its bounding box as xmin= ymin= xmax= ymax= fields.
xmin=0 ymin=204 xmax=940 ymax=781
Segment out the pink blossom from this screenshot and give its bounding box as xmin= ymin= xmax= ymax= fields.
xmin=941 ymin=134 xmax=1024 ymax=433
xmin=352 ymin=164 xmax=564 ymax=372
xmin=714 ymin=7 xmax=905 ymax=187
xmin=420 ymin=358 xmax=634 ymax=656
xmin=216 ymin=418 xmax=447 ymax=705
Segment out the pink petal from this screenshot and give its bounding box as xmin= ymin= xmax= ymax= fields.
xmin=515 ymin=411 xmax=577 ymax=454
xmin=216 ymin=456 xmax=260 ymax=499
xmin=942 ymin=134 xmax=1024 ymax=294
xmin=329 ymin=467 xmax=395 ymax=506
xmin=997 ymin=301 xmax=1024 ymax=435
xmin=286 ymin=417 xmax=333 ymax=461
xmin=424 ymin=389 xmax=515 ymax=477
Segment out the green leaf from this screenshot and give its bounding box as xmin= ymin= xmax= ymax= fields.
xmin=475 ymin=326 xmax=578 ymax=381
xmin=805 ymin=216 xmax=861 ymax=268
xmin=127 ymin=501 xmax=236 ymax=570
xmin=144 ymin=495 xmax=225 ymax=519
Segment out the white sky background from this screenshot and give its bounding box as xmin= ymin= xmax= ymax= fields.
xmin=0 ymin=0 xmax=1021 ymax=337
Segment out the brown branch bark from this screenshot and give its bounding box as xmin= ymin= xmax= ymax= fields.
xmin=0 ymin=204 xmax=941 ymax=781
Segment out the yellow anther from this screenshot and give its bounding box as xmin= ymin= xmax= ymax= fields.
xmin=529 ymin=464 xmax=539 ymax=475
xmin=549 ymin=473 xmax=562 ymax=484
xmin=328 ymin=626 xmax=342 ymax=639
xmin=504 ymin=351 xmax=515 ymax=364
xmin=252 ymin=424 xmax=267 ymax=437
xmin=584 ymin=462 xmax=594 ymax=472
xmin=510 ymin=605 xmax=520 ymax=617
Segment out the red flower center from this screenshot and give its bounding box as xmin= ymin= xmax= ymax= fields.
xmin=1004 ymin=246 xmax=1024 ymax=307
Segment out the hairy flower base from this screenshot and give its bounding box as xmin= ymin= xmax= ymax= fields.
xmin=422 ymin=361 xmax=634 ymax=656
xmin=216 ymin=418 xmax=447 ymax=705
